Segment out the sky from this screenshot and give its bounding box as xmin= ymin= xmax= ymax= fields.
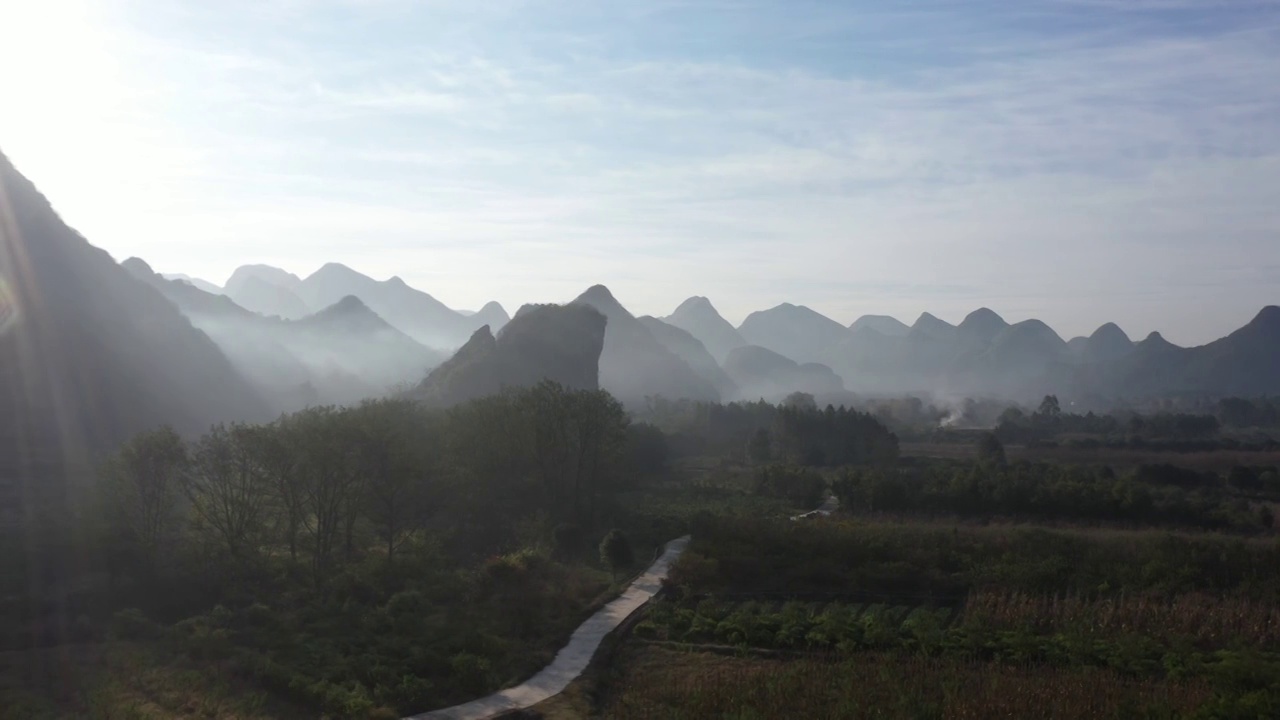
xmin=0 ymin=0 xmax=1277 ymax=346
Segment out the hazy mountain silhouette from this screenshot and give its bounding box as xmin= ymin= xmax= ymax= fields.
xmin=950 ymin=319 xmax=1069 ymax=395
xmin=472 ymin=301 xmax=511 ymax=331
xmin=1079 ymin=323 xmax=1134 ymax=364
xmin=1098 ymin=331 xmax=1194 ymax=398
xmin=18 ymin=144 xmax=1275 ymax=416
xmin=664 ymin=296 xmax=747 ymax=363
xmin=163 ymin=273 xmax=223 ymax=295
xmin=849 ymin=315 xmax=909 ymax=337
xmin=638 ymin=316 xmax=737 ymax=399
xmin=0 ymin=151 xmax=269 ymax=459
xmin=225 ymin=273 xmax=311 ymax=320
xmin=125 ymin=258 xmax=252 ymax=318
xmin=226 ymin=264 xmax=303 ymax=294
xmin=414 ymin=304 xmax=606 ymax=407
xmin=956 ymin=308 xmax=1009 ymax=346
xmin=723 ymin=345 xmax=845 ymax=402
xmin=833 ymin=307 xmax=1280 ymax=402
xmin=573 ymin=285 xmax=719 ymax=404
xmin=737 ymin=303 xmax=852 ymax=364
xmin=1174 ymin=306 xmax=1280 ymax=396
xmin=125 ymin=260 xmax=443 ymax=408
xmin=910 ymin=312 xmax=958 ymax=341
xmin=293 ymin=262 xmax=505 ymax=349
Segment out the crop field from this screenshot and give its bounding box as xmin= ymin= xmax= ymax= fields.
xmin=597 ymin=645 xmax=1214 ymax=720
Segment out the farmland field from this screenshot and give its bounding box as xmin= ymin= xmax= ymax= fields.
xmin=597 ymin=645 xmax=1214 ymax=720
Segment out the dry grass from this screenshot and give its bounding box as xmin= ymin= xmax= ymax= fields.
xmin=965 ymin=589 xmax=1280 ymax=649
xmin=599 ymin=644 xmax=1212 ymax=720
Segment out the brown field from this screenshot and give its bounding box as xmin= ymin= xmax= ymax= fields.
xmin=903 ymin=442 xmax=1280 ymax=472
xmin=595 ymin=644 xmax=1212 ymax=720
xmin=965 ymin=589 xmax=1280 ymax=649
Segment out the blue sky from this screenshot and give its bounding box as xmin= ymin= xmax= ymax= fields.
xmin=1 ymin=0 xmax=1277 ymax=345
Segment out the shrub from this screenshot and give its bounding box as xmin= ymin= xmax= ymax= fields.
xmin=109 ymin=608 xmax=158 ymax=641
xmin=386 ymin=590 xmax=429 ymax=617
xmin=600 ymin=529 xmax=635 ymax=579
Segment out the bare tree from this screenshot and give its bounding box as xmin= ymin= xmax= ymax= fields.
xmin=245 ymin=417 xmax=306 ymax=564
xmin=100 ymin=426 xmax=188 ymax=572
xmin=181 ymin=423 xmax=272 ymax=562
xmin=294 ymin=407 xmax=362 ymax=580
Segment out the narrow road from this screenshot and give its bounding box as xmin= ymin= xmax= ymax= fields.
xmin=406 ymin=535 xmax=691 ymax=720
xmin=790 ymin=494 xmax=839 ymax=520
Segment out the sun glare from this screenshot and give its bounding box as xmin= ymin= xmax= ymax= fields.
xmin=0 ymin=278 xmax=17 ymax=337
xmin=0 ymin=0 xmax=134 ymax=231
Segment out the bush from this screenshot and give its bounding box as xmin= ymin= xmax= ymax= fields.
xmin=386 ymin=590 xmax=428 ymax=617
xmin=449 ymin=652 xmax=493 ymax=697
xmin=601 ymin=529 xmax=635 ymax=579
xmin=109 ymin=608 xmax=158 ymax=641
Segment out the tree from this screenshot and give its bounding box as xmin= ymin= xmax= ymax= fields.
xmin=976 ymin=432 xmax=1007 ymax=467
xmin=569 ymin=389 xmax=629 ymax=524
xmin=353 ymin=398 xmax=434 ymax=564
xmin=626 ymin=422 xmax=669 ymax=475
xmin=523 ymin=381 xmax=577 ymax=513
xmin=181 ymin=423 xmax=272 ymax=563
xmin=747 ymin=428 xmax=772 ymax=465
xmin=293 ymin=406 xmax=363 ymax=581
xmin=243 ymin=418 xmax=306 ymax=564
xmin=600 ymin=529 xmax=635 ymax=580
xmin=783 ymin=391 xmax=817 ymax=411
xmin=100 ymin=427 xmax=188 ymax=573
xmin=1036 ymin=395 xmax=1062 ymax=421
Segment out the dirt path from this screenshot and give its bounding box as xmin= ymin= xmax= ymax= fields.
xmin=405 ymin=535 xmax=691 ymax=720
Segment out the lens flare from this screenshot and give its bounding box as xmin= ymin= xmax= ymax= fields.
xmin=0 ymin=279 xmax=19 ymax=336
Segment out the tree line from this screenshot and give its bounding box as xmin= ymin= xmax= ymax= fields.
xmin=994 ymin=395 xmax=1227 ymax=444
xmin=832 ymin=458 xmax=1275 ymax=533
xmin=635 ymin=393 xmax=899 ymax=467
xmin=96 ymin=381 xmax=637 ymax=590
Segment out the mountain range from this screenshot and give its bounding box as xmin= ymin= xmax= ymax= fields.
xmin=123 ymin=258 xmax=445 ymax=409
xmin=1 ymin=147 xmax=1276 ymax=451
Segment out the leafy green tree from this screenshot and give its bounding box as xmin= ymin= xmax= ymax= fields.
xmin=772 ymin=404 xmax=898 ymax=467
xmin=600 ymin=529 xmax=635 ymax=580
xmin=569 ymin=388 xmax=629 ymax=523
